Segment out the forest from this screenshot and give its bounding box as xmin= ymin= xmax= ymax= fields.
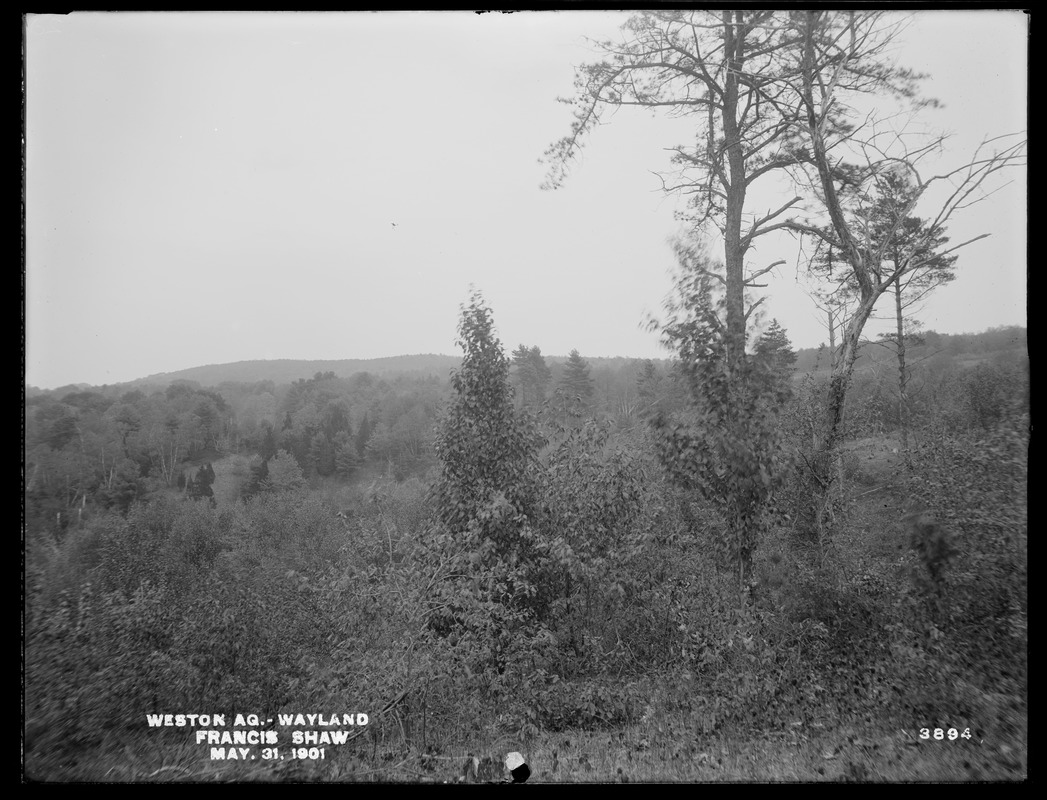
xmin=24 ymin=10 xmax=1026 ymax=784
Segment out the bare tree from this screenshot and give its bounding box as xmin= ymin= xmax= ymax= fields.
xmin=544 ymin=11 xmax=923 ymax=366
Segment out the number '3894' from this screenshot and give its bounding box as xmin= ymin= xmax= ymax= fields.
xmin=920 ymin=728 xmax=971 ymax=741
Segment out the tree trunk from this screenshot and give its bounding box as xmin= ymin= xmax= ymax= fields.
xmin=823 ymin=302 xmax=874 ymax=458
xmin=828 ymin=306 xmax=837 ymax=369
xmin=893 ymin=277 xmax=910 ymax=455
xmin=721 ymin=11 xmax=749 ymax=372
xmin=811 ymin=294 xmax=878 ymax=554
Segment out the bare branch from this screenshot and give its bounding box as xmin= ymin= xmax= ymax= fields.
xmin=744 ymin=259 xmax=786 ymax=285
xmin=744 ymin=296 xmax=767 ymax=322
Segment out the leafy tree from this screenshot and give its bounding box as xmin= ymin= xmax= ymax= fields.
xmin=959 ymin=362 xmax=1029 ymax=432
xmin=431 ymin=291 xmax=541 ymax=552
xmin=426 ymin=291 xmax=545 ymax=657
xmin=144 ymin=408 xmax=188 ymax=488
xmin=261 ymin=450 xmax=306 ymax=494
xmin=364 ymin=421 xmax=395 ymax=463
xmin=110 ymin=403 xmax=142 ymax=456
xmin=96 ymin=457 xmax=140 ymax=513
xmin=60 ymin=391 xmax=113 ymax=416
xmin=650 ymin=255 xmax=787 ymax=600
xmin=45 ymin=412 xmax=79 ymax=451
xmin=165 ymin=381 xmax=197 ymax=402
xmin=192 ymin=398 xmax=221 ymax=447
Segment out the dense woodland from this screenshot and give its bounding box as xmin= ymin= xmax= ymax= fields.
xmin=23 ymin=324 xmax=1027 ymax=522
xmin=24 ymin=10 xmax=1026 ymax=783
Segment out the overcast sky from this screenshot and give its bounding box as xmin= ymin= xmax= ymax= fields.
xmin=24 ymin=10 xmax=1027 ymax=390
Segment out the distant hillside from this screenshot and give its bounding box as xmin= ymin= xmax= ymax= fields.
xmin=126 ymin=354 xmax=464 ymax=389
xmin=111 ymin=354 xmax=672 ymax=391
xmin=791 ymin=325 xmax=1027 ymax=375
xmin=26 ymin=325 xmax=1025 ymax=395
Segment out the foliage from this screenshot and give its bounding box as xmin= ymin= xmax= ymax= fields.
xmin=22 ymin=291 xmax=1027 ymax=781
xmin=951 ymin=361 xmax=1029 ymax=432
xmin=753 ymin=319 xmax=797 ymax=398
xmin=90 ymin=496 xmax=223 ymax=596
xmin=260 ymin=449 xmax=306 ymax=494
xmin=23 ymin=489 xmax=364 ymax=766
xmin=650 ymin=260 xmax=789 ymax=591
xmin=424 ymin=291 xmax=547 ymax=672
xmin=537 ymin=421 xmax=677 ymax=675
xmin=511 ymin=344 xmax=552 ymax=411
xmin=559 ymin=349 xmax=594 ymax=403
xmin=186 ymin=462 xmax=216 ymax=503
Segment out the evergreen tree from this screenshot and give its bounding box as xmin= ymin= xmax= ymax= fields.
xmin=555 ymin=349 xmax=595 ymax=423
xmin=753 ymin=319 xmax=797 ymax=397
xmin=529 ymin=347 xmax=551 ymax=404
xmin=511 ymin=345 xmax=533 ymax=408
xmin=309 ymin=431 xmax=336 ymax=477
xmin=320 ymin=399 xmax=352 ymax=441
xmin=354 ymin=412 xmax=372 ymax=461
xmin=241 ymin=456 xmax=269 ymax=499
xmin=560 ymin=349 xmax=594 ymax=399
xmin=511 ymin=344 xmax=552 ymax=411
xmin=636 ymin=360 xmax=663 ymax=419
xmin=187 ymin=462 xmax=216 ymax=503
xmin=864 ymin=171 xmax=958 ymax=453
xmin=333 ymin=431 xmax=361 ymax=478
xmin=259 ymin=422 xmax=278 ymax=461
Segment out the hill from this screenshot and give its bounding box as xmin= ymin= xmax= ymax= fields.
xmin=54 ymin=354 xmax=673 ymax=393
xmin=124 ymin=354 xmax=464 ymax=389
xmin=24 ymin=325 xmax=1025 ymax=395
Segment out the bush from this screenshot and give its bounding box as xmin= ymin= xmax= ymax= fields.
xmin=26 ymin=582 xmax=184 ymax=751
xmin=92 ymin=496 xmax=222 ymax=596
xmin=24 ymin=494 xmax=342 ymax=762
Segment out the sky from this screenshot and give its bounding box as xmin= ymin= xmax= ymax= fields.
xmin=24 ymin=11 xmax=1027 ymax=390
